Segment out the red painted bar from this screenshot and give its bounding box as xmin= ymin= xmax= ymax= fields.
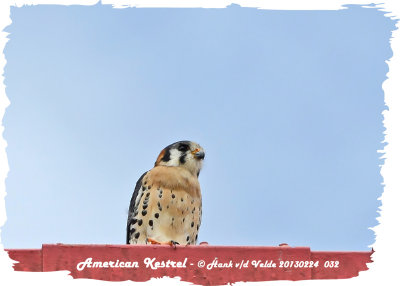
xmin=6 ymin=249 xmax=42 ymax=272
xmin=6 ymin=244 xmax=372 ymax=284
xmin=310 ymin=251 xmax=372 ymax=279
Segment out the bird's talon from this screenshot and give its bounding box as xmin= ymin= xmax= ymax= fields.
xmin=169 ymin=240 xmax=180 ymax=248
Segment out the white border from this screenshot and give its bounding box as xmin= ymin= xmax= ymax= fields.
xmin=1 ymin=0 xmax=399 ymax=285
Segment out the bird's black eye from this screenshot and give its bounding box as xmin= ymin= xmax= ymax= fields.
xmin=178 ymin=144 xmax=189 ymax=152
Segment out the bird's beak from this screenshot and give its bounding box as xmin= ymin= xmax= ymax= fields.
xmin=192 ymin=149 xmax=205 ymax=160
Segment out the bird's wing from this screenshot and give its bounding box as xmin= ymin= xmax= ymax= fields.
xmin=126 ymin=171 xmax=147 ymax=244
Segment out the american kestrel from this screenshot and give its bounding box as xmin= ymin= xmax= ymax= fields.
xmin=126 ymin=141 xmax=205 ymax=246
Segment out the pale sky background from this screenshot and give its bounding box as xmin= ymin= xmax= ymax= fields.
xmin=1 ymin=4 xmax=396 ymax=250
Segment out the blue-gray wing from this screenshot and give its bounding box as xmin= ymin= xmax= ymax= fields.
xmin=126 ymin=171 xmax=147 ymax=244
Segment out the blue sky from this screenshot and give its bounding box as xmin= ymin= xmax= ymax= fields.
xmin=1 ymin=4 xmax=396 ymax=250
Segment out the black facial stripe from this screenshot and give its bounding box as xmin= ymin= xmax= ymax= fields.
xmin=161 ymin=149 xmax=171 ymax=162
xmin=179 ymin=153 xmax=186 ymax=164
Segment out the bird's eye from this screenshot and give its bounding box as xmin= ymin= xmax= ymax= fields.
xmin=178 ymin=144 xmax=189 ymax=152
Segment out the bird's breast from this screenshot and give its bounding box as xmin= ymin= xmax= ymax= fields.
xmin=144 ymin=166 xmax=201 ymax=199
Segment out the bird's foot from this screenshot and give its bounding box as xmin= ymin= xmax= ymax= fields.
xmin=146 ymin=238 xmax=162 ymax=245
xmin=146 ymin=238 xmax=180 ymax=248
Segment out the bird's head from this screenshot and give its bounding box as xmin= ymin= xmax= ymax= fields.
xmin=155 ymin=141 xmax=205 ymax=177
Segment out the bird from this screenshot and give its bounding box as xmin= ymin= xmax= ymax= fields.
xmin=126 ymin=140 xmax=205 ymax=246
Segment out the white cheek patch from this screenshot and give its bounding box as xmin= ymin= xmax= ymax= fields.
xmin=164 ymin=149 xmax=181 ymax=167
